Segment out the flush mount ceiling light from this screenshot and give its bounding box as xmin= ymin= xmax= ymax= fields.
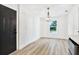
xmin=65 ymin=10 xmax=68 ymax=14
xmin=65 ymin=10 xmax=68 ymax=12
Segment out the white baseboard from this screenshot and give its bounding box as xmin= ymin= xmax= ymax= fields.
xmin=40 ymin=37 xmax=68 ymax=40
xmin=18 ymin=37 xmax=40 ymax=50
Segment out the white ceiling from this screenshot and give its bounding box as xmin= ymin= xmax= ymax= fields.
xmin=20 ymin=4 xmax=73 ymax=17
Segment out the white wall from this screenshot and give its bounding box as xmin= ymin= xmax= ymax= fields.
xmin=68 ymin=5 xmax=79 ymax=36
xmin=19 ymin=5 xmax=40 ymax=49
xmin=40 ymin=14 xmax=68 ymax=39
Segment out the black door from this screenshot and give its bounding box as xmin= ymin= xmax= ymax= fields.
xmin=0 ymin=5 xmax=16 ymax=55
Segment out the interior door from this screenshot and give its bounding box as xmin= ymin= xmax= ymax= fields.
xmin=0 ymin=5 xmax=16 ymax=55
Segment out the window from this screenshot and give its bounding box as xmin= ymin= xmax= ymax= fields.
xmin=50 ymin=19 xmax=57 ymax=32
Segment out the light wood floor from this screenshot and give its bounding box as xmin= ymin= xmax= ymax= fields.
xmin=11 ymin=38 xmax=69 ymax=55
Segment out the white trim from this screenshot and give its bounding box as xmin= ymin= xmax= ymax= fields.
xmin=16 ymin=4 xmax=19 ymax=50
xmin=19 ymin=37 xmax=40 ymax=50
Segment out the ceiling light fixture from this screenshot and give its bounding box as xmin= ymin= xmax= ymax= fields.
xmin=46 ymin=7 xmax=52 ymax=22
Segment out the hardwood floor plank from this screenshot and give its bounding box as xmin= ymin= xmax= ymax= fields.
xmin=11 ymin=38 xmax=69 ymax=55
